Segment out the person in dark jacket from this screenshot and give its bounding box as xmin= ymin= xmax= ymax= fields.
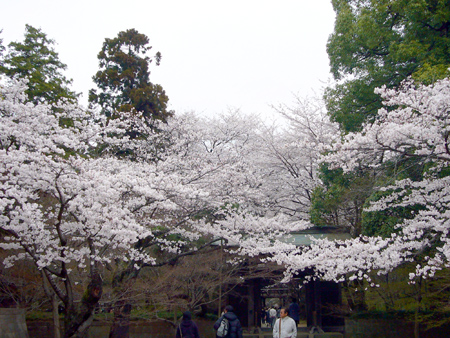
xmin=213 ymin=305 xmax=243 ymax=338
xmin=176 ymin=311 xmax=200 ymax=338
xmin=288 ymin=297 xmax=300 ymax=326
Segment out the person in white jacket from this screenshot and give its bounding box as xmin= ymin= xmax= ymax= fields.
xmin=273 ymin=308 xmax=297 ymax=338
xmin=269 ymin=306 xmax=277 ymax=328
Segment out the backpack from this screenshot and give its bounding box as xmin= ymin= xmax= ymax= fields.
xmin=216 ymin=317 xmax=229 ymax=337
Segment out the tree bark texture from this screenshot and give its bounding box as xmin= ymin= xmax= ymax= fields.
xmin=63 ymin=273 xmax=103 ymax=338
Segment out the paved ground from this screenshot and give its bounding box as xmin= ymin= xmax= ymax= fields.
xmin=247 ymin=322 xmax=343 ymax=338
xmin=244 ymin=333 xmax=343 ymax=338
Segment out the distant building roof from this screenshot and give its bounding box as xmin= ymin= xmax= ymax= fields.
xmin=281 ymin=226 xmax=351 ymax=246
xmin=213 ymin=226 xmax=351 ymax=247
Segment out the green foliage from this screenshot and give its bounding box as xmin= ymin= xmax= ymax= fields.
xmin=318 ymin=164 xmax=348 ymax=189
xmin=319 ymin=0 xmax=450 ymax=246
xmin=310 ymin=164 xmax=375 ymax=235
xmin=324 ymin=75 xmax=388 ymax=132
xmin=353 ymin=265 xmax=450 ymax=329
xmin=326 ymin=0 xmax=450 ymax=132
xmin=1 ymin=24 xmax=78 ymax=104
xmin=361 ymin=156 xmax=427 ymax=237
xmin=0 ymin=30 xmax=5 ymax=66
xmin=310 ymin=185 xmax=344 ymax=227
xmin=437 ymin=164 xmax=450 ymax=179
xmin=361 ymin=198 xmax=419 ymax=237
xmin=89 ymin=28 xmax=171 ymax=136
xmin=26 ymin=311 xmax=60 ymax=321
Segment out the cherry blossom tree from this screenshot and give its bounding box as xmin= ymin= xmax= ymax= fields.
xmin=273 ymin=78 xmax=450 ymax=288
xmin=0 ymin=78 xmax=206 ymax=337
xmin=1 ymin=77 xmax=306 ymax=337
xmin=0 ymin=77 xmax=183 ymax=337
xmin=161 ymin=110 xmax=269 ymax=211
xmin=258 ymin=96 xmax=340 ymax=219
xmin=146 ymin=109 xmax=311 ymax=252
xmin=103 ymin=108 xmax=314 ymax=337
xmin=167 ymin=100 xmax=339 ymax=223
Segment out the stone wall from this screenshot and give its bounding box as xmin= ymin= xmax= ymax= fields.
xmin=24 ymin=317 xmax=450 ymax=338
xmin=26 ymin=319 xmax=218 ymax=338
xmin=0 ymin=308 xmax=29 ymax=338
xmin=345 ymin=318 xmax=450 ymax=338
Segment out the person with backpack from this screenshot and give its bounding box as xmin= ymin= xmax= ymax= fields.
xmin=213 ymin=305 xmax=243 ymax=338
xmin=176 ymin=311 xmax=200 ymax=338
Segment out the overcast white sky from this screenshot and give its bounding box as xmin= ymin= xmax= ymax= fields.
xmin=1 ymin=0 xmax=336 ymax=118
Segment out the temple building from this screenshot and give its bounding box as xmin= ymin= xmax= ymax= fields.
xmin=218 ymin=227 xmax=351 ymax=334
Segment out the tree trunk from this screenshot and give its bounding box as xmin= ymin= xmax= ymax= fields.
xmin=344 ymin=280 xmax=367 ymax=312
xmin=108 ymin=261 xmax=140 ymax=338
xmin=414 ymin=307 xmax=420 ymax=338
xmin=42 ymin=272 xmax=61 ymax=338
xmin=353 ymin=280 xmax=367 ymax=312
xmin=52 ymin=293 xmax=61 ymax=338
xmin=414 ymin=277 xmax=423 ymax=338
xmin=63 ymin=272 xmax=103 ymax=338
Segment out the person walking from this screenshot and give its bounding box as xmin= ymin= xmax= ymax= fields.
xmin=213 ymin=305 xmax=243 ymax=338
xmin=176 ymin=311 xmax=200 ymax=338
xmin=273 ymin=308 xmax=297 ymax=338
xmin=261 ymin=307 xmax=267 ymax=326
xmin=269 ymin=306 xmax=277 ymax=328
xmin=288 ymin=298 xmax=300 ymax=326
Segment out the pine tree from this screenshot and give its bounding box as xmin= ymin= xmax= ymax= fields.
xmin=89 ymin=28 xmax=171 ymax=136
xmin=1 ymin=24 xmax=78 ymax=104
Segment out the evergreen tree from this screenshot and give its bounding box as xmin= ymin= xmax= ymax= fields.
xmin=1 ymin=24 xmax=78 ymax=104
xmin=314 ymin=0 xmax=450 ymax=253
xmin=0 ymin=30 xmax=5 ymax=68
xmin=326 ymin=0 xmax=450 ymax=132
xmin=310 ymin=164 xmax=374 ymax=237
xmin=89 ymin=29 xmax=171 ymax=135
